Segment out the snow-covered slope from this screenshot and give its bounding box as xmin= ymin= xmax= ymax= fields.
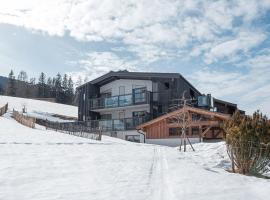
xmin=0 ymin=95 xmax=77 ymax=118
xmin=1 ymin=115 xmax=270 ymax=200
xmin=0 ymin=97 xmax=270 ymax=200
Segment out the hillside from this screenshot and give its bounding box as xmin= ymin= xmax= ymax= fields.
xmin=0 ymin=95 xmax=77 ymax=118
xmin=0 ymin=76 xmax=8 ymax=94
xmin=0 ymin=97 xmax=270 ymax=200
xmin=0 ymin=75 xmax=8 ymax=87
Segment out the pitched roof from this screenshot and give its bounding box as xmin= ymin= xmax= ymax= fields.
xmin=77 ymin=70 xmax=201 ymax=94
xmin=137 ymin=105 xmax=231 ymax=129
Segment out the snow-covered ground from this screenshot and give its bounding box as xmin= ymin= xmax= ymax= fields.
xmin=0 ymin=95 xmax=77 ymax=118
xmin=1 ymin=97 xmax=270 ymax=200
xmin=25 ymin=111 xmax=76 ymax=122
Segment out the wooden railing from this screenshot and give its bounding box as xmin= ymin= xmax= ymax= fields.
xmin=13 ymin=110 xmax=36 ymax=128
xmin=0 ymin=103 xmax=8 ymax=116
xmin=36 ymin=119 xmax=102 ymax=141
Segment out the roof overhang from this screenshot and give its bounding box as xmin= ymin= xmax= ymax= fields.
xmin=137 ymin=105 xmax=231 ymax=130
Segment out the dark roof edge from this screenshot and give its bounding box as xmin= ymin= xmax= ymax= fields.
xmin=213 ymin=98 xmax=237 ymax=107
xmin=179 ymin=74 xmax=202 ymax=95
xmin=77 ymin=71 xmax=201 ymax=95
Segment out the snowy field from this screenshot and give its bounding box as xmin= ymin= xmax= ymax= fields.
xmin=1 ymin=97 xmax=270 ymax=200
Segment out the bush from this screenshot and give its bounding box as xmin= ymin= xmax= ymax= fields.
xmin=223 ymin=111 xmax=270 ymax=176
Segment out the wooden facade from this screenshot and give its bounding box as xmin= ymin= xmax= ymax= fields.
xmin=137 ymin=106 xmax=231 ymax=140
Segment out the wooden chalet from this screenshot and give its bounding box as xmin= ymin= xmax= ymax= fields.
xmin=137 ymin=105 xmax=231 ymax=141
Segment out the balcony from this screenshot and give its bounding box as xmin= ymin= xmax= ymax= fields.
xmin=85 ymin=116 xmax=150 ymax=131
xmin=89 ymin=91 xmax=150 ymax=110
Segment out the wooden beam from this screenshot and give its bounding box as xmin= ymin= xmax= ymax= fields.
xmin=167 ymin=121 xmax=220 ymax=128
xmin=201 ymin=126 xmax=212 ymax=137
xmin=137 ymin=105 xmax=230 ymax=130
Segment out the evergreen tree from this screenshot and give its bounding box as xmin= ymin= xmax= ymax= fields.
xmin=6 ymin=70 xmax=16 ymax=96
xmin=224 ymin=110 xmax=270 ymax=176
xmin=62 ymin=74 xmax=68 ymax=92
xmin=16 ymin=71 xmax=28 ymax=97
xmin=62 ymin=74 xmax=69 ymax=103
xmin=47 ymin=77 xmax=53 ymax=97
xmin=38 ymin=72 xmax=46 ymax=98
xmin=55 ymin=73 xmax=63 ymax=103
xmin=67 ymin=76 xmax=74 ymax=104
xmin=17 ymin=71 xmax=28 ymax=82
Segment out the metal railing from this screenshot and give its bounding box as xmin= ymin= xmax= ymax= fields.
xmin=89 ymin=91 xmax=150 ymax=110
xmin=85 ymin=116 xmax=150 ymax=131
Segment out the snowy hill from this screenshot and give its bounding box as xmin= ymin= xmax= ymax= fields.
xmin=0 ymin=95 xmax=77 ymax=118
xmin=0 ymin=96 xmax=270 ymax=200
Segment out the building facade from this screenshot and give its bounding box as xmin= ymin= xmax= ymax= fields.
xmin=77 ymin=70 xmax=239 ymax=144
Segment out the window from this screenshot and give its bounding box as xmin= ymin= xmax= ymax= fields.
xmin=100 ymin=114 xmax=112 ymax=120
xmin=133 ymin=111 xmax=147 ymax=127
xmin=133 ymin=87 xmax=147 ymax=104
xmin=192 ymin=128 xmax=199 ymax=135
xmin=169 ymin=128 xmax=182 ymax=136
xmin=125 ymin=135 xmax=140 ymax=143
xmin=133 ymin=111 xmax=147 ymax=118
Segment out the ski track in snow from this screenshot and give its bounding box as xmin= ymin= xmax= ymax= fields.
xmin=148 ymin=147 xmax=175 ymax=200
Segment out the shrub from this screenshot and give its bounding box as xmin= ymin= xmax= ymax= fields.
xmin=223 ymin=111 xmax=270 ymax=176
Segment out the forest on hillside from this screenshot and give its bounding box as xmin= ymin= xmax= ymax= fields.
xmin=0 ymin=70 xmax=84 ymax=105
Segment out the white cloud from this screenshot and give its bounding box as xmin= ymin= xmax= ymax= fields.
xmin=1 ymin=0 xmax=270 ymax=64
xmin=1 ymin=0 xmax=270 ymax=115
xmin=204 ymin=31 xmax=266 ymax=64
xmin=189 ymin=48 xmax=270 ymax=116
xmin=68 ymin=51 xmax=142 ymax=82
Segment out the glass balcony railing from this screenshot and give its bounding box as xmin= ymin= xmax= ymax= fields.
xmin=90 ymin=91 xmax=149 ymax=110
xmin=85 ymin=116 xmax=149 ymax=131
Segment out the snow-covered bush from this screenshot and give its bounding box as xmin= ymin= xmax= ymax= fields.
xmin=223 ymin=111 xmax=270 ymax=176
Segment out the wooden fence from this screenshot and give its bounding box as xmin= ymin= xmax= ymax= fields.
xmin=13 ymin=110 xmax=36 ymax=128
xmin=0 ymin=103 xmax=8 ymax=116
xmin=36 ymin=119 xmax=102 ymax=141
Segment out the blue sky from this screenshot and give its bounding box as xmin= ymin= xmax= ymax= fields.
xmin=0 ymin=0 xmax=270 ymax=116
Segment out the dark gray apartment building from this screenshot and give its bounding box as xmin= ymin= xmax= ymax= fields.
xmin=77 ymin=70 xmax=239 ymax=143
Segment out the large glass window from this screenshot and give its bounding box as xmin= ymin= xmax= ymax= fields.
xmin=133 ymin=87 xmax=147 ymax=104
xmin=133 ymin=111 xmax=147 ymax=126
